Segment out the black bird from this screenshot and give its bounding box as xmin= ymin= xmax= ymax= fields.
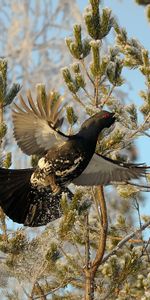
xmin=0 ymin=93 xmax=148 ymax=227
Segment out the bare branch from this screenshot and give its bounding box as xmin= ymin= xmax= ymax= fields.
xmin=32 ymin=278 xmax=75 ymax=300
xmin=100 ymin=84 xmax=115 ymax=108
xmin=102 ymin=220 xmax=150 ymax=264
xmin=92 ymin=186 xmax=108 ymax=274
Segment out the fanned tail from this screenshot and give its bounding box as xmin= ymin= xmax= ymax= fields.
xmin=0 ymin=168 xmax=72 ymax=227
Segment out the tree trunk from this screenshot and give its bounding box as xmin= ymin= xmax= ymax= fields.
xmin=85 ymin=269 xmax=94 ymax=300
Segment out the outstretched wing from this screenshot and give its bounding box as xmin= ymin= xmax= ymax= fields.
xmin=73 ymin=153 xmax=149 ymax=186
xmin=12 ymin=91 xmax=68 ymax=156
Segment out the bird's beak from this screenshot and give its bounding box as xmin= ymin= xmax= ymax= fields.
xmin=110 ymin=112 xmax=116 ymax=121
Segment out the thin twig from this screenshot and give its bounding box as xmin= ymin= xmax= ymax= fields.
xmin=84 ymin=212 xmax=94 ymax=300
xmin=91 ymin=188 xmax=101 ymax=222
xmin=105 ymin=113 xmax=150 ymax=155
xmin=72 ymin=93 xmax=85 ymax=108
xmin=100 ymin=84 xmax=115 ymax=108
xmin=71 ymin=233 xmax=85 ymax=266
xmin=99 ymin=75 xmax=107 ymax=86
xmin=0 ymin=208 xmax=8 ymax=242
xmin=102 ymin=220 xmax=150 ymax=264
xmin=115 ymin=181 xmax=150 ymax=191
xmin=94 ymin=76 xmax=99 ymax=107
xmin=33 ymin=279 xmax=73 ymax=300
xmin=133 ymin=198 xmax=143 ymax=231
xmin=29 ymin=282 xmax=46 ymax=300
xmin=59 ymin=244 xmax=83 ymax=274
xmin=35 ymin=282 xmax=47 ymax=300
xmin=81 ymin=60 xmax=94 ymax=86
xmin=83 ymin=87 xmax=94 ymax=102
xmin=29 ymin=282 xmax=36 ymax=300
xmin=140 ymin=238 xmax=150 ymax=262
xmin=140 ymin=130 xmax=150 ymax=138
xmin=108 ymin=235 xmax=147 ymax=244
xmin=129 ymin=112 xmax=150 ymax=139
xmin=85 ymin=213 xmax=90 ymax=269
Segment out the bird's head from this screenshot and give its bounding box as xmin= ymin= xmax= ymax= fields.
xmin=80 ymin=110 xmax=116 ymax=131
xmin=91 ymin=110 xmax=116 ymax=128
xmin=77 ymin=110 xmax=116 ymax=142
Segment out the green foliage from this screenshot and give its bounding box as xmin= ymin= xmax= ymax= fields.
xmin=31 ymin=154 xmax=39 ymax=167
xmin=135 ymin=0 xmax=150 ymax=5
xmin=0 ymin=230 xmax=27 ymax=255
xmin=45 ymin=242 xmax=60 ymax=262
xmin=90 ymin=40 xmax=101 ymax=76
xmin=84 ymin=1 xmax=114 ymax=40
xmin=2 ymin=152 xmax=11 ymax=169
xmin=126 ymin=104 xmax=138 ymax=128
xmin=0 ymin=59 xmax=20 ymax=106
xmin=98 ymin=129 xmax=126 ymax=153
xmin=66 ymin=106 xmax=78 ymax=126
xmin=65 ymin=25 xmax=91 ymax=59
xmin=0 ymin=59 xmax=7 ymax=101
xmin=62 ymin=67 xmax=79 ymax=94
xmin=0 ymin=122 xmax=7 ymax=139
xmin=106 ymin=59 xmax=124 ymax=86
xmin=36 ymin=83 xmax=47 ymax=109
xmin=4 ymin=84 xmax=21 ymax=106
xmin=146 ymin=4 xmax=150 ymax=21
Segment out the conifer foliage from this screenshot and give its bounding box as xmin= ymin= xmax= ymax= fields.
xmin=0 ymin=1 xmax=150 ymax=299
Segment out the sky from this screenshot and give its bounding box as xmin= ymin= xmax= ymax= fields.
xmin=76 ymin=0 xmax=150 ymax=220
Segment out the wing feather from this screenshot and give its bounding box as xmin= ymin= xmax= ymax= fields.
xmin=27 ymin=91 xmax=41 ymax=117
xmin=37 ymin=95 xmax=47 ymax=118
xmin=73 ymin=153 xmax=149 ymax=186
xmin=19 ymin=94 xmax=33 ymax=113
xmin=12 ymin=92 xmax=67 ymax=156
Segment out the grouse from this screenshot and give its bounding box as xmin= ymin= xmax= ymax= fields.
xmin=0 ymin=93 xmax=149 ymax=227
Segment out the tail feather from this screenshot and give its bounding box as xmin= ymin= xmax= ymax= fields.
xmin=0 ymin=168 xmax=33 ymax=224
xmin=0 ymin=168 xmax=73 ymax=227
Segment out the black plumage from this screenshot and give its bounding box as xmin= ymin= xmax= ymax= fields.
xmin=0 ymin=168 xmax=73 ymax=227
xmin=0 ymin=93 xmax=149 ymax=227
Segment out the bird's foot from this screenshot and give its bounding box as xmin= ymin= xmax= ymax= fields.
xmin=46 ymin=174 xmax=61 ymax=195
xmin=51 ymin=185 xmax=61 ymax=195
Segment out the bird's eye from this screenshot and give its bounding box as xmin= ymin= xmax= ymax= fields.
xmin=103 ymin=112 xmax=110 ymax=119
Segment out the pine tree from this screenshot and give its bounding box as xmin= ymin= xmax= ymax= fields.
xmin=135 ymin=0 xmax=150 ymax=21
xmin=0 ymin=1 xmax=150 ymax=300
xmin=135 ymin=0 xmax=150 ymax=5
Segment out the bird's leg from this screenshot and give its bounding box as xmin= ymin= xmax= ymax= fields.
xmin=45 ymin=174 xmax=61 ymax=194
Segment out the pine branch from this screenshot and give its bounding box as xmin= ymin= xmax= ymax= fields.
xmin=100 ymin=84 xmax=115 ymax=108
xmin=0 ymin=208 xmax=8 ymax=242
xmin=102 ymin=220 xmax=150 ymax=264
xmin=83 ymin=187 xmax=108 ymax=300
xmin=85 ymin=213 xmax=90 ymax=270
xmin=81 ymin=60 xmax=94 ymax=85
xmin=135 ymin=0 xmax=150 ymax=5
xmin=108 ymin=235 xmax=148 ymax=244
xmin=32 ymin=278 xmax=74 ymax=300
xmin=84 ymin=212 xmax=94 ymax=300
xmin=105 ymin=112 xmax=150 ymax=155
xmin=91 ymin=186 xmax=108 ymax=274
xmin=29 ymin=281 xmax=47 ymax=300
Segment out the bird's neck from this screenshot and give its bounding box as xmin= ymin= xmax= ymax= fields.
xmin=76 ymin=125 xmax=101 ymax=149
